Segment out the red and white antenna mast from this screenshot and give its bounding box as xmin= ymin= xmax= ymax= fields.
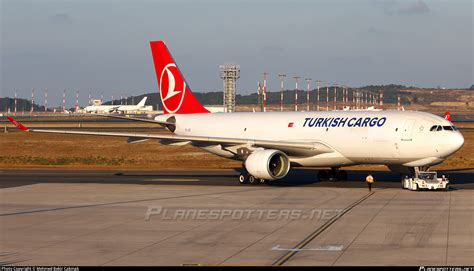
xmin=62 ymin=90 xmax=66 ymax=111
xmin=44 ymin=89 xmax=48 ymax=112
xmin=345 ymin=86 xmax=349 ymax=107
xmin=367 ymin=92 xmax=370 ymax=107
xmin=316 ymin=80 xmax=321 ymax=111
xmin=293 ymin=76 xmax=300 ymax=112
xmin=397 ymin=93 xmax=401 ymax=110
xmin=379 ymin=90 xmax=384 ymax=109
xmin=14 ymin=90 xmax=17 ymax=116
xmin=30 ymin=89 xmax=35 ymax=116
xmin=341 ymin=85 xmax=345 ymax=109
xmin=278 ymin=74 xmax=286 ymax=112
xmin=75 ymin=90 xmax=80 ymax=112
xmin=325 ymin=83 xmax=329 ymax=111
xmin=355 ymin=90 xmax=359 ymax=109
xmin=262 ymin=72 xmax=268 ymax=112
xmin=305 ymin=78 xmax=311 ymax=111
xmin=352 ymin=89 xmax=355 ymax=109
xmin=358 ymin=90 xmax=362 ymax=109
xmin=362 ymin=91 xmax=366 ymax=109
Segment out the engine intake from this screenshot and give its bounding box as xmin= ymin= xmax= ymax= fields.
xmin=244 ymin=149 xmax=290 ymax=180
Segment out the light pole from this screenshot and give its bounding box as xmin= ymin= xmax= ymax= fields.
xmin=326 ymin=83 xmax=329 ymax=111
xmin=278 ymin=74 xmax=286 ymax=112
xmin=262 ymin=72 xmax=268 ymax=112
xmin=316 ymin=80 xmax=321 ymax=111
xmin=293 ymin=76 xmax=300 ymax=111
xmin=305 ymin=78 xmax=312 ymax=111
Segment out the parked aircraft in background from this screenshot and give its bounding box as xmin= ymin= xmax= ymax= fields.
xmin=84 ymin=97 xmax=152 ymax=114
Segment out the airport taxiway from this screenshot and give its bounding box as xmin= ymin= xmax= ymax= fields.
xmin=0 ymin=169 xmax=473 ymax=266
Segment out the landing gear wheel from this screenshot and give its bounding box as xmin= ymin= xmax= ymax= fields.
xmin=318 ymin=169 xmax=347 ymax=182
xmin=328 ymin=169 xmax=338 ymax=182
xmin=249 ymin=175 xmax=258 ymax=185
xmin=239 ymin=174 xmax=248 ymax=184
xmin=318 ymin=170 xmax=329 ymax=182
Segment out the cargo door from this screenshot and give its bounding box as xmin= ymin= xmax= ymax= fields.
xmin=401 ymin=119 xmax=415 ymax=141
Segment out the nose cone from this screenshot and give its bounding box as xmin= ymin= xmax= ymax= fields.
xmin=450 ymin=132 xmax=464 ymax=153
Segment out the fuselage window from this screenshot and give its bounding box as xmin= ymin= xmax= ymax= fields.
xmin=430 ymin=125 xmax=437 ymax=131
xmin=443 ymin=126 xmax=453 ymax=131
xmin=436 ymin=125 xmax=442 ymax=131
xmin=452 ymin=125 xmax=458 ymax=131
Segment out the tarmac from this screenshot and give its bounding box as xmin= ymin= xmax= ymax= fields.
xmin=0 ymin=169 xmax=473 ymax=266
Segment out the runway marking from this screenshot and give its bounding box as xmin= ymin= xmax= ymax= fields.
xmin=272 ymin=191 xmax=375 ymax=266
xmin=215 ymin=189 xmax=345 ymax=266
xmin=0 ymin=187 xmax=273 ymax=217
xmin=330 ymin=190 xmax=399 ymax=265
xmin=145 ymin=178 xmax=200 ymax=182
xmin=271 ymin=244 xmax=343 ymax=251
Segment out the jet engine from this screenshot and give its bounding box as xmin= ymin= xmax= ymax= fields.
xmin=244 ymin=149 xmax=290 ymax=180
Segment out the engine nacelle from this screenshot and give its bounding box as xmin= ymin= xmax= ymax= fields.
xmin=244 ymin=149 xmax=290 ymax=180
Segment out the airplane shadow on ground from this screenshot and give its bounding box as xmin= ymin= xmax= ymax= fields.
xmin=113 ymin=168 xmax=474 ymax=189
xmin=1 ymin=168 xmax=473 ymax=190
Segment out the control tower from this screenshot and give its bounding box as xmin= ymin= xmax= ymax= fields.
xmin=219 ymin=64 xmax=240 ymax=112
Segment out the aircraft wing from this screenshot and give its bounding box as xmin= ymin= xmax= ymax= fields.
xmin=105 ymin=106 xmax=120 ymax=113
xmin=94 ymin=113 xmax=174 ymax=126
xmin=7 ymin=117 xmax=333 ymax=155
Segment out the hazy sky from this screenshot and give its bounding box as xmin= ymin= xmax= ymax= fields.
xmin=1 ymin=0 xmax=472 ymax=106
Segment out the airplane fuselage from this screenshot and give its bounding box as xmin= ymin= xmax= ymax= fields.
xmin=161 ymin=110 xmax=464 ymax=168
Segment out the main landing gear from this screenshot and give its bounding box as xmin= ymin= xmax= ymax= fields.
xmin=238 ymin=174 xmax=269 ymax=185
xmin=318 ymin=168 xmax=348 ymax=182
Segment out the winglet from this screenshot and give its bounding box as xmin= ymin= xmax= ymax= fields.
xmin=6 ymin=117 xmax=29 ymax=131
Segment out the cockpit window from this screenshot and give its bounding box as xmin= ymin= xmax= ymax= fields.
xmin=443 ymin=126 xmax=453 ymax=131
xmin=430 ymin=125 xmax=457 ymax=132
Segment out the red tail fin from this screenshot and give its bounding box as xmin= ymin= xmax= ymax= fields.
xmin=150 ymin=41 xmax=209 ymax=114
xmin=443 ymin=111 xmax=451 ymax=122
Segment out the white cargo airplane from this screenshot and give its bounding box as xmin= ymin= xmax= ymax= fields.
xmin=7 ymin=41 xmax=464 ymax=184
xmin=84 ymin=96 xmax=149 ymax=114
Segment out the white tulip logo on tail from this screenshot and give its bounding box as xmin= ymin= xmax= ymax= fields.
xmin=160 ymin=63 xmax=186 ymax=113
